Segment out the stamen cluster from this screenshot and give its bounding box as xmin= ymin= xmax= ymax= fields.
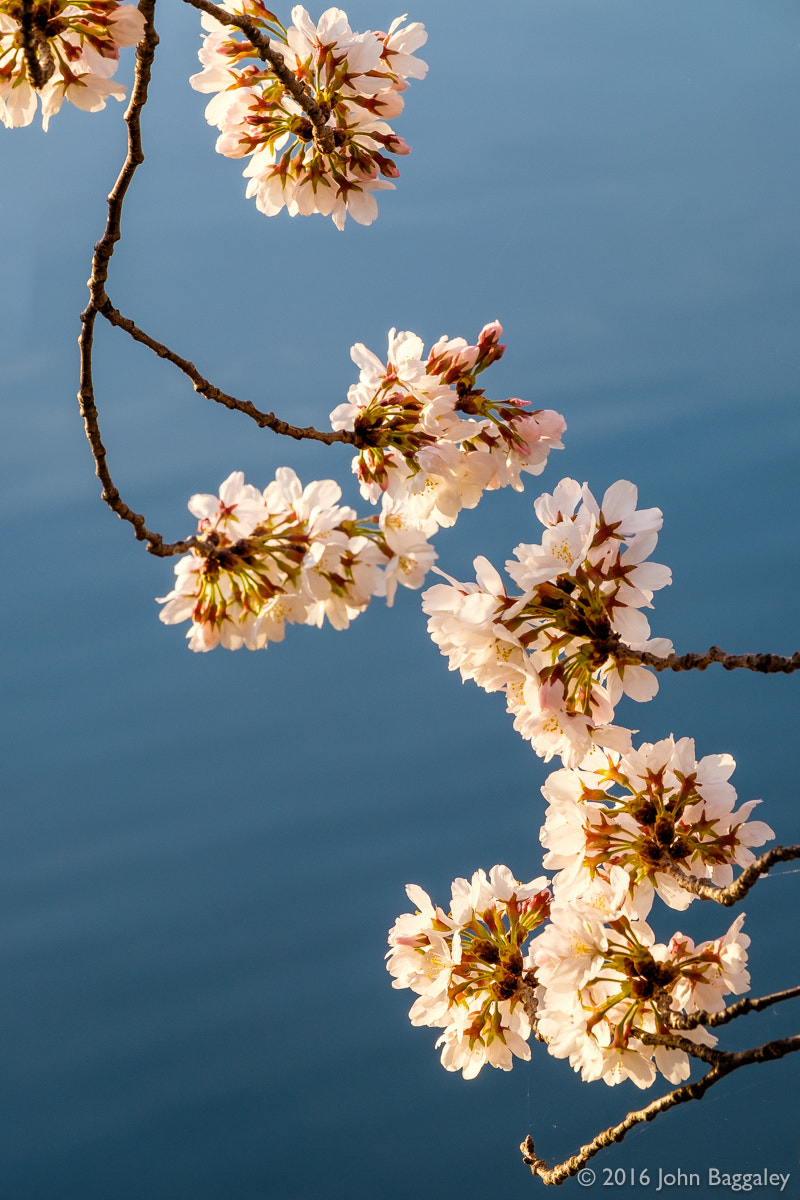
xmin=540 ymin=737 xmax=774 ymax=910
xmin=386 ymin=866 xmax=551 ymax=1078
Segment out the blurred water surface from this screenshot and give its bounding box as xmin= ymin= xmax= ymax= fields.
xmin=1 ymin=2 xmax=799 ymax=1197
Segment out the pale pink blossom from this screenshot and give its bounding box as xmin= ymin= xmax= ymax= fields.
xmin=423 ymin=477 xmax=672 ymax=765
xmin=0 ymin=1 xmax=145 ymax=129
xmin=157 ymin=467 xmax=436 ymax=650
xmin=387 ymin=867 xmax=550 ymax=1078
xmin=538 ymin=737 xmax=773 ymax=908
xmin=531 ymin=908 xmax=746 ymax=1088
xmin=189 ymin=3 xmax=426 ymax=227
xmin=333 ymin=324 xmax=565 ymax=525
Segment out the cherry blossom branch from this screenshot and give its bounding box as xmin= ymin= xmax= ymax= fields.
xmin=635 ymin=1028 xmax=723 ymax=1065
xmin=180 ymin=0 xmax=337 ymax=153
xmin=665 ymin=983 xmax=800 ymax=1032
xmin=660 ymin=845 xmax=800 ymax=906
xmin=520 ymin=1033 xmax=800 ymax=1187
xmin=613 ymin=641 xmax=800 ymax=675
xmin=77 ymin=0 xmax=194 ymax=556
xmin=77 ymin=1 xmax=347 ymax=554
xmin=98 ymin=300 xmax=356 ymax=444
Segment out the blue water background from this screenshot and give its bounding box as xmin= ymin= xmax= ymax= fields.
xmin=1 ymin=1 xmax=799 ymax=1196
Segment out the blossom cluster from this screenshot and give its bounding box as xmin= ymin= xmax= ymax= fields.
xmin=0 ymin=0 xmax=145 ymax=129
xmin=523 ymin=742 xmax=764 ymax=1089
xmin=398 ymin=469 xmax=770 ymax=1089
xmin=189 ymin=2 xmax=427 ymax=228
xmin=157 ymin=468 xmax=436 ymax=651
xmin=532 ymin=881 xmax=751 ymax=1088
xmin=331 ymin=322 xmax=566 ymax=530
xmin=386 ymin=866 xmax=551 ymax=1078
xmin=158 ymin=324 xmax=565 ymax=651
xmin=540 ymin=737 xmax=774 ymax=912
xmin=390 ymin=854 xmax=755 ymax=1088
xmin=393 ymin=612 xmax=770 ymax=1089
xmin=422 ymin=477 xmax=672 ymax=767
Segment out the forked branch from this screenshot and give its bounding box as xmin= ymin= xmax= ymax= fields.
xmin=520 ymin=1033 xmax=800 ymax=1186
xmin=77 ymin=0 xmax=189 ymax=555
xmin=99 ymin=301 xmax=356 ymax=444
xmin=615 ymin=642 xmax=800 ymax=676
xmin=662 ymin=845 xmax=800 ymax=906
xmin=77 ymin=0 xmax=354 ymax=555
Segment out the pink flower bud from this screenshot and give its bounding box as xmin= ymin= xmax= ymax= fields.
xmin=375 ymin=154 xmax=401 ymax=179
xmin=478 ymin=320 xmax=502 ymax=344
xmin=386 ymin=134 xmax=411 ymax=156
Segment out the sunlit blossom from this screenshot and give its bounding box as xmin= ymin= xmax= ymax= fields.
xmin=387 ymin=867 xmax=550 ymax=1078
xmin=422 ymin=478 xmax=672 ymax=765
xmin=531 ymin=909 xmax=750 ymax=1087
xmin=540 ymin=737 xmax=774 ymax=909
xmin=333 ymin=323 xmax=565 ymax=529
xmin=157 ymin=468 xmax=436 ymax=650
xmin=0 ymin=0 xmax=145 ymax=129
xmin=189 ymin=2 xmax=426 ymax=227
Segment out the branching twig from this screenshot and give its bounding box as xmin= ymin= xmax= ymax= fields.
xmin=635 ymin=1028 xmax=723 ymax=1065
xmin=520 ymin=1033 xmax=800 ymax=1186
xmin=665 ymin=983 xmax=800 ymax=1031
xmin=181 ymin=0 xmax=337 ymax=153
xmin=612 ymin=641 xmax=800 ymax=675
xmin=76 ymin=1 xmax=350 ymax=554
xmin=77 ymin=0 xmax=361 ymax=554
xmin=99 ymin=301 xmax=357 ymax=444
xmin=660 ymin=845 xmax=800 ymax=906
xmin=77 ymin=0 xmax=192 ymax=556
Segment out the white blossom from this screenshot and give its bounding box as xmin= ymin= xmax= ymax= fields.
xmin=333 ymin=323 xmax=565 ymax=528
xmin=0 ymin=0 xmax=145 ymax=129
xmin=530 ymin=908 xmax=749 ymax=1088
xmin=387 ymin=867 xmax=550 ymax=1079
xmin=189 ymin=3 xmax=426 ymax=227
xmin=157 ymin=468 xmax=436 ymax=650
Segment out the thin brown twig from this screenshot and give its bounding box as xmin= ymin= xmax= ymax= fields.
xmin=99 ymin=300 xmax=357 ymax=444
xmin=614 ymin=641 xmax=800 ymax=675
xmin=635 ymin=1028 xmax=723 ymax=1065
xmin=666 ymin=983 xmax=800 ymax=1031
xmin=77 ymin=0 xmax=190 ymax=556
xmin=76 ymin=1 xmax=356 ymax=554
xmin=660 ymin=845 xmax=800 ymax=906
xmin=181 ymin=0 xmax=336 ymax=153
xmin=520 ymin=1033 xmax=800 ymax=1186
